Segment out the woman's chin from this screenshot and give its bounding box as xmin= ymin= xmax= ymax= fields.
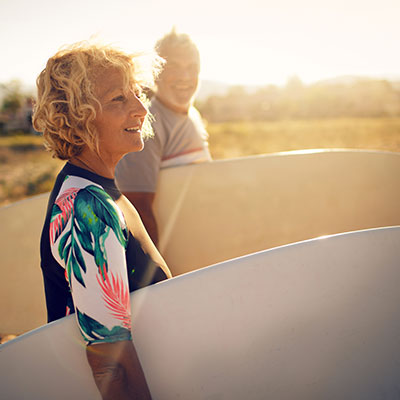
xmin=125 ymin=134 xmax=144 ymax=153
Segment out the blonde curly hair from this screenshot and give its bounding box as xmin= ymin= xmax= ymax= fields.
xmin=33 ymin=41 xmax=163 ymax=160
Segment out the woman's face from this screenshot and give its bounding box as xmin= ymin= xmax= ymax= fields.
xmin=92 ymin=68 xmax=147 ymax=161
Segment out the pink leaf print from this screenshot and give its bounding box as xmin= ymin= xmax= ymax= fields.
xmin=97 ymin=271 xmax=131 ymax=329
xmin=50 ymin=188 xmax=79 ymax=243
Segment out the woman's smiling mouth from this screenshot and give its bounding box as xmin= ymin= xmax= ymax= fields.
xmin=125 ymin=127 xmax=141 ymax=133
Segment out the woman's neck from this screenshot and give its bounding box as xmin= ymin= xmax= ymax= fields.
xmin=69 ymin=148 xmax=115 ymax=179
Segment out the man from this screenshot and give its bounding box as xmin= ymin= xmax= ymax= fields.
xmin=115 ymin=29 xmax=212 ymax=245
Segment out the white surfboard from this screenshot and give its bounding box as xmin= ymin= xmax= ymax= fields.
xmin=1 ymin=150 xmax=400 ymax=334
xmin=1 ymin=226 xmax=400 ymax=399
xmin=155 ymin=149 xmax=400 ymax=275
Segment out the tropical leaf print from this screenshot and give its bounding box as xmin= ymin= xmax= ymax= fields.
xmin=97 ymin=270 xmax=131 ymax=329
xmin=84 ymin=185 xmax=127 ymax=247
xmin=73 ymin=186 xmax=127 ymax=278
xmin=58 ymin=216 xmax=87 ymax=287
xmin=76 ymin=308 xmax=131 ymax=344
xmin=50 ymin=187 xmax=79 ymax=244
xmin=57 ymin=184 xmax=128 ymax=287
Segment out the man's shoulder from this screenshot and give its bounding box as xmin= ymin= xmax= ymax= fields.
xmin=149 ymin=97 xmax=166 ymax=116
xmin=188 ymin=105 xmax=203 ymax=121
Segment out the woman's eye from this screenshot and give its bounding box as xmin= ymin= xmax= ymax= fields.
xmin=133 ymin=88 xmax=142 ymax=98
xmin=112 ymin=95 xmax=125 ymax=102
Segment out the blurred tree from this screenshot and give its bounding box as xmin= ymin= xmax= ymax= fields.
xmin=285 ymin=76 xmax=304 ymax=93
xmin=1 ymin=80 xmax=25 ymax=114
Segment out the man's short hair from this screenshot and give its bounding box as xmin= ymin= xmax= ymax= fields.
xmin=155 ymin=28 xmax=200 ymax=61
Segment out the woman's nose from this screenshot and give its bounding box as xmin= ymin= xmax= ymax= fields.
xmin=129 ymin=96 xmax=147 ymax=118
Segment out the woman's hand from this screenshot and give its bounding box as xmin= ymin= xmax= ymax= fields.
xmin=86 ymin=340 xmax=152 ymax=400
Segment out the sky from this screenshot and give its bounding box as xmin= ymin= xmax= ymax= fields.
xmin=1 ymin=0 xmax=399 ymax=88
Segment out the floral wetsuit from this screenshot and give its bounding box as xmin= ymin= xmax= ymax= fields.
xmin=40 ymin=162 xmax=167 ymax=344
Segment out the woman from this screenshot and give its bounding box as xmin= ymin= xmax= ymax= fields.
xmin=33 ymin=42 xmax=172 ymax=400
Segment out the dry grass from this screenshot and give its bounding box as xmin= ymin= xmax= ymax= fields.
xmin=1 ymin=117 xmax=399 ymax=206
xmin=0 ymin=136 xmax=63 ymax=206
xmin=207 ymin=118 xmax=400 ymax=159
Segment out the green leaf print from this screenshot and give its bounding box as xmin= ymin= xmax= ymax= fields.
xmin=76 ymin=308 xmax=131 ymax=344
xmin=74 ymin=186 xmax=127 ymax=278
xmin=84 ymin=186 xmax=127 ymax=248
xmin=50 ymin=203 xmax=62 ymax=225
xmin=58 ymin=209 xmax=86 ymax=287
xmin=57 ymin=185 xmax=127 ymax=286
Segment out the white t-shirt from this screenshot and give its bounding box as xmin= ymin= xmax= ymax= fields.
xmin=115 ymin=97 xmax=211 ymax=192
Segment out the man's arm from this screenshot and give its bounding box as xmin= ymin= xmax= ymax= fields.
xmin=86 ymin=340 xmax=152 ymax=400
xmin=123 ymin=192 xmax=158 ymax=246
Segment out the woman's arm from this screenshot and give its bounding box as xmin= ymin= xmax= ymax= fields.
xmin=123 ymin=191 xmax=159 ymax=246
xmin=49 ymin=185 xmax=158 ymax=399
xmin=116 ymin=194 xmax=172 ymax=279
xmin=86 ymin=340 xmax=152 ymax=400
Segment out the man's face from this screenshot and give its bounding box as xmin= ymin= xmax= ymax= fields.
xmin=156 ymin=46 xmax=200 ymax=113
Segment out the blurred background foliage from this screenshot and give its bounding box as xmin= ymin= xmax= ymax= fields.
xmin=196 ymin=77 xmax=400 ymax=122
xmin=1 ymin=76 xmax=399 ymax=206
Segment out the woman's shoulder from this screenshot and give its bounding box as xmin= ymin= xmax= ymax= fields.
xmin=53 ymin=175 xmax=126 ymax=233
